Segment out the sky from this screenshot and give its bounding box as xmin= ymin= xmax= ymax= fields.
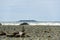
xmin=0 ymin=0 xmax=60 ymax=21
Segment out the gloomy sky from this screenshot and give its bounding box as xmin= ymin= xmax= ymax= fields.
xmin=0 ymin=0 xmax=60 ymax=21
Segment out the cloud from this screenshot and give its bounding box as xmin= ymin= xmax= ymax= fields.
xmin=0 ymin=0 xmax=60 ymax=21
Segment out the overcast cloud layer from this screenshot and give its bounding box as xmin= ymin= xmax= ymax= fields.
xmin=0 ymin=0 xmax=60 ymax=21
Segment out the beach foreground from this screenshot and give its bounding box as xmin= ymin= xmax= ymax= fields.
xmin=0 ymin=25 xmax=60 ymax=40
